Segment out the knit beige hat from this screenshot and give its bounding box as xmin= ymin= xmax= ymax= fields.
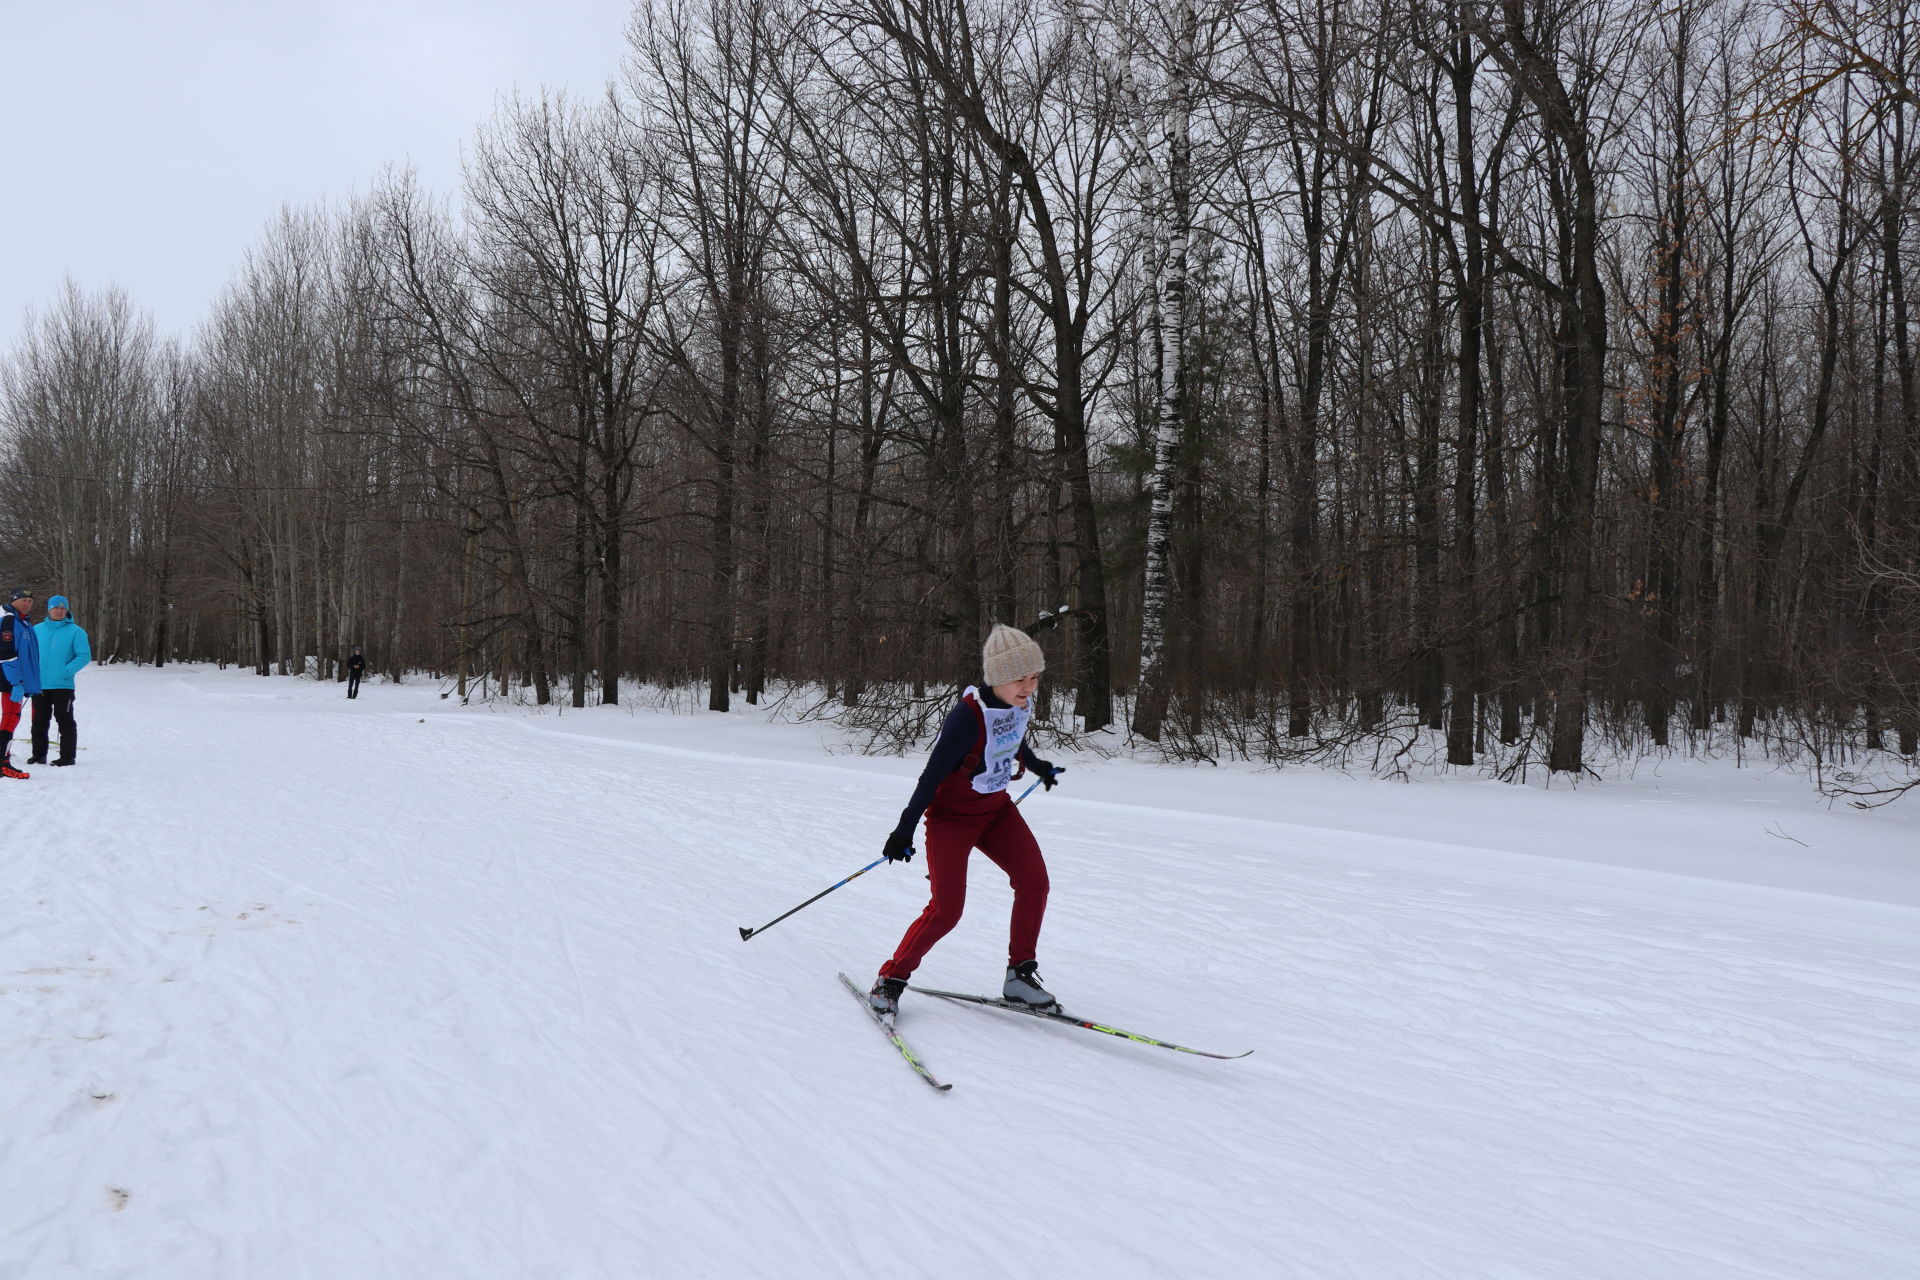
xmin=982 ymin=624 xmax=1045 ymax=686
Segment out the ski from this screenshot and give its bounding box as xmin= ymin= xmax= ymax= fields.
xmin=907 ymin=986 xmax=1253 ymax=1060
xmin=838 ymin=973 xmax=953 ymax=1091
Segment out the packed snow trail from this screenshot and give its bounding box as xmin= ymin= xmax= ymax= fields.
xmin=3 ymin=666 xmax=1917 ymax=1279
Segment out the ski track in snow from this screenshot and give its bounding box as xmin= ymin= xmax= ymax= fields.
xmin=3 ymin=666 xmax=1917 ymax=1279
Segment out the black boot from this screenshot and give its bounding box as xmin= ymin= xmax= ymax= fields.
xmin=868 ymin=975 xmax=907 ymax=1017
xmin=0 ymin=738 xmax=26 ymax=780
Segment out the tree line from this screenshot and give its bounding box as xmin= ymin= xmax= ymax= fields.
xmin=2 ymin=0 xmax=1917 ymax=791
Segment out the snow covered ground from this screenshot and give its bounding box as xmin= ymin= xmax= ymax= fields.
xmin=5 ymin=664 xmax=1918 ymax=1280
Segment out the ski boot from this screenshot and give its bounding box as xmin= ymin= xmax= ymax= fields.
xmin=868 ymin=975 xmax=907 ymax=1018
xmin=0 ymin=760 xmax=29 ymax=780
xmin=1003 ymin=961 xmax=1059 ymax=1011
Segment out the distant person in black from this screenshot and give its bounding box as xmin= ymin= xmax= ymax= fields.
xmin=346 ymin=647 xmax=366 ymax=699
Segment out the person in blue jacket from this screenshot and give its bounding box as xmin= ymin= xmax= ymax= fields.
xmin=31 ymin=593 xmax=89 ymax=766
xmin=0 ymin=587 xmax=43 ymax=779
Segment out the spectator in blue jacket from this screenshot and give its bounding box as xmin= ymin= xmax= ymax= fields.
xmin=31 ymin=594 xmax=89 ymax=766
xmin=0 ymin=587 xmax=42 ymax=778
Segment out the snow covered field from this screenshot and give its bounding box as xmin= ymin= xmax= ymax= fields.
xmin=5 ymin=664 xmax=1918 ymax=1280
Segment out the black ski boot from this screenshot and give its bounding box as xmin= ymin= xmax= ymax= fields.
xmin=1003 ymin=961 xmax=1059 ymax=1010
xmin=868 ymin=975 xmax=907 ymax=1018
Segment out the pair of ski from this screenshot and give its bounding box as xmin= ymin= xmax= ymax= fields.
xmin=836 ymin=972 xmax=1252 ymax=1092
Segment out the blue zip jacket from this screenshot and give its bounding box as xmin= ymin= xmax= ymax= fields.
xmin=35 ymin=599 xmax=90 ymax=690
xmin=0 ymin=603 xmax=43 ymax=698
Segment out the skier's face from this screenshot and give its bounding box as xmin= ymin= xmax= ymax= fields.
xmin=47 ymin=604 xmax=66 ymax=620
xmin=995 ymin=673 xmax=1041 ymax=709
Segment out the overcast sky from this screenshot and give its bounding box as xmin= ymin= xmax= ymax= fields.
xmin=1 ymin=0 xmax=634 ymax=341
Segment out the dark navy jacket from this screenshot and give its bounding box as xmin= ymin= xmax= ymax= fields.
xmin=890 ymin=686 xmax=1053 ymax=841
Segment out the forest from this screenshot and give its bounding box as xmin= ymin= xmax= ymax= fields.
xmin=3 ymin=0 xmax=1916 ymax=793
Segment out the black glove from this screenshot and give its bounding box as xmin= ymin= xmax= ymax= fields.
xmin=882 ymin=829 xmax=916 ymax=863
xmin=1037 ymin=763 xmax=1065 ymax=791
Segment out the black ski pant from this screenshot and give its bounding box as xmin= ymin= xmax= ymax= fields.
xmin=32 ymin=689 xmax=76 ymax=763
xmin=347 ymin=671 xmax=362 ymax=698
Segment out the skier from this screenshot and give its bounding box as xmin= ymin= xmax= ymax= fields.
xmin=29 ymin=593 xmax=88 ymax=766
xmin=0 ymin=588 xmax=43 ymax=780
xmin=346 ymin=646 xmax=366 ymax=699
xmin=867 ymin=624 xmax=1065 ymax=1018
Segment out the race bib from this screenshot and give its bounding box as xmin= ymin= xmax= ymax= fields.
xmin=965 ymin=686 xmax=1030 ymax=795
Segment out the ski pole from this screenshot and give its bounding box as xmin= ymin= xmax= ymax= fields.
xmin=741 ymin=778 xmax=1047 ymax=941
xmin=739 ymin=856 xmax=888 ymax=941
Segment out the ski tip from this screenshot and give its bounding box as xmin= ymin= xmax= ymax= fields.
xmin=738 ymin=926 xmax=754 ymax=941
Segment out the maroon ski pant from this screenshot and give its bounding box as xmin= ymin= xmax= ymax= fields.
xmin=880 ymin=782 xmax=1049 ymax=981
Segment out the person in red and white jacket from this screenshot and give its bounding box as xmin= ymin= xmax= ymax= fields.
xmin=867 ymin=624 xmax=1065 ymax=1017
